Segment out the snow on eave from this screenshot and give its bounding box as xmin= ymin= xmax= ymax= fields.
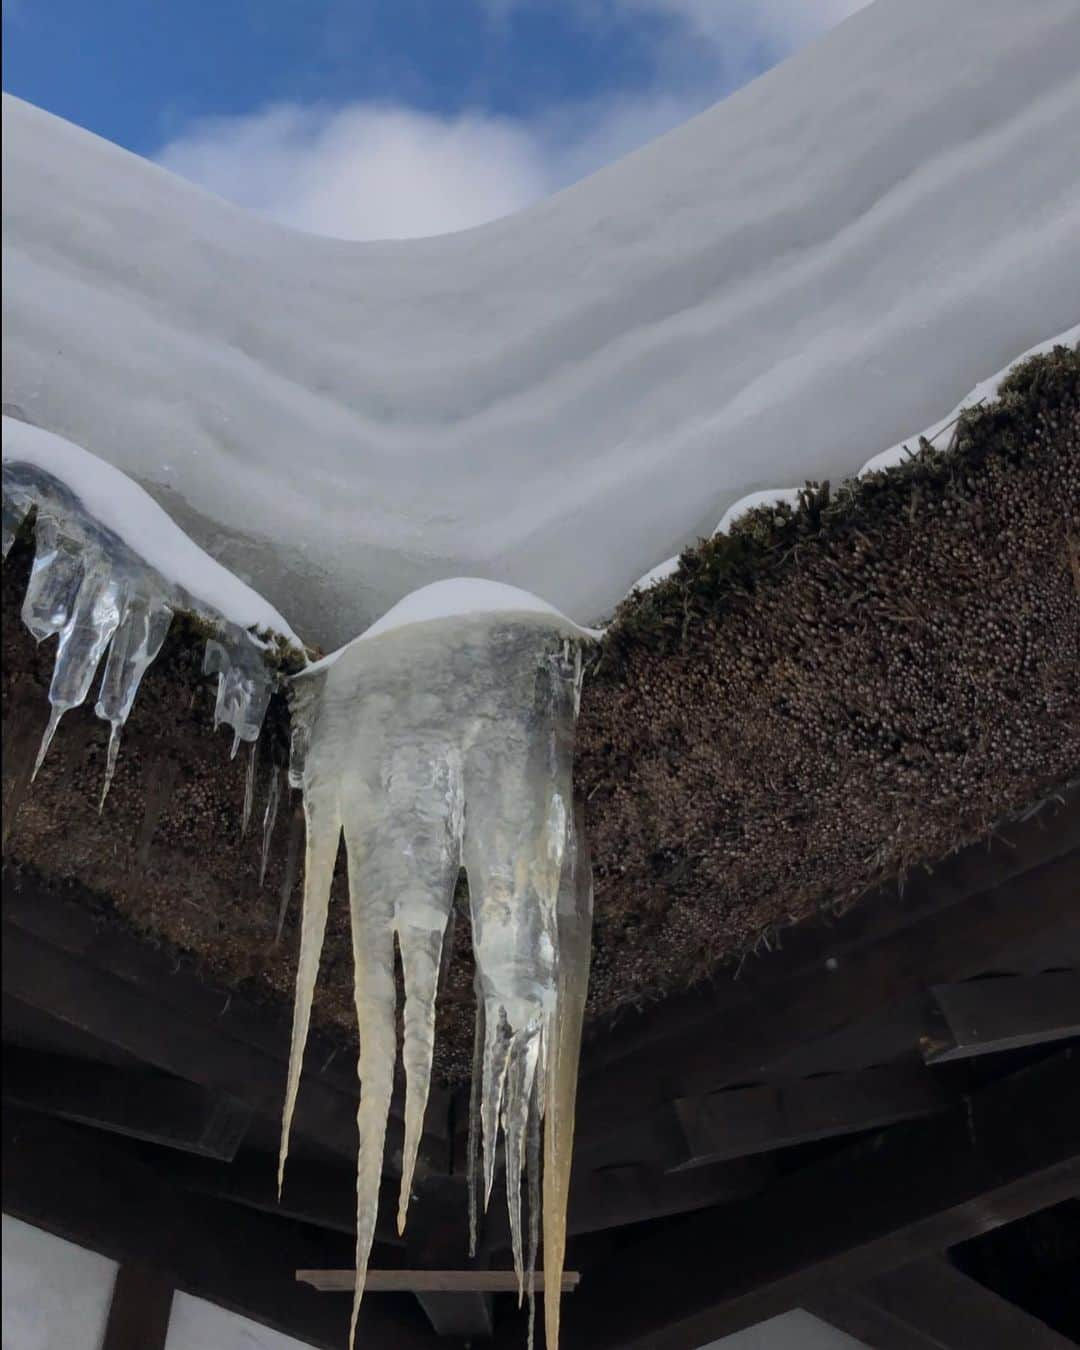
xmin=2 ymin=416 xmax=299 ymax=643
xmin=300 ymin=577 xmax=600 ymax=677
xmin=627 ymin=324 xmax=1080 ymax=597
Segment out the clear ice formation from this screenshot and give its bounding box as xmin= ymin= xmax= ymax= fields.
xmin=2 ymin=459 xmax=279 ymax=802
xmin=279 ymin=610 xmax=594 ymax=1350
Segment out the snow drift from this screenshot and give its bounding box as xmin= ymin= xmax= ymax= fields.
xmin=4 ymin=0 xmax=1079 ymax=647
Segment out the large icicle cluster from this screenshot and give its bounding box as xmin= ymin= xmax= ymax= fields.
xmin=2 ymin=457 xmax=279 ymax=800
xmin=280 ymin=598 xmax=595 ymax=1349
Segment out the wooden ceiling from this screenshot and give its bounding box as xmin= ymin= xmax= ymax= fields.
xmin=3 ymin=786 xmax=1078 ymax=1349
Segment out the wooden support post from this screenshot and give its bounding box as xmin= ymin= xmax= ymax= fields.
xmin=102 ymin=1265 xmax=174 ymax=1350
xmin=3 ymin=1047 xmax=252 ymax=1160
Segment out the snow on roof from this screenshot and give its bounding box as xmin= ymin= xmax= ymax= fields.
xmin=2 ymin=417 xmax=298 ymax=641
xmin=628 ymin=324 xmax=1080 ymax=594
xmin=3 ymin=0 xmax=1079 ymax=647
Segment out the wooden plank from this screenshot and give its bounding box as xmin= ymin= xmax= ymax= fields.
xmin=298 ymin=1271 xmax=581 ymax=1292
xmin=1 ymin=923 xmax=360 ymax=1159
xmin=2 ymin=1104 xmax=440 ymax=1350
xmin=810 ymin=1257 xmax=1077 ymax=1350
xmin=574 ymin=850 xmax=1080 ymax=1147
xmin=921 ymin=972 xmax=1080 ymax=1063
xmin=403 ymin=1173 xmax=495 ymax=1338
xmin=160 ymin=1148 xmax=404 ymax=1246
xmin=102 ymin=1266 xmax=174 ymax=1350
xmin=3 ymin=1047 xmax=252 ymax=1161
xmin=513 ymin=1048 xmax=1080 ymax=1350
xmin=669 ymin=1061 xmax=950 ymax=1168
xmin=1 ymin=865 xmax=449 ymax=1155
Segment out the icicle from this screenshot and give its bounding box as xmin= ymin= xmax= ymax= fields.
xmin=277 ymin=782 xmax=341 ymax=1195
xmin=282 ymin=611 xmax=593 ymax=1349
xmin=467 ymin=987 xmax=485 ymax=1259
xmin=5 ymin=460 xmax=284 ymax=812
xmin=260 ymin=766 xmax=282 ymax=885
xmin=1 ymin=483 xmax=32 ymax=558
xmin=241 ymin=739 xmax=257 ymax=837
xmin=542 ymin=802 xmax=593 ymax=1350
xmin=95 ymin=595 xmax=173 ymax=809
xmin=203 ymin=630 xmax=273 ymax=758
xmin=21 ymin=515 xmax=85 ymax=643
xmin=526 ymin=1085 xmax=542 ymax=1350
xmin=32 ymin=558 xmax=124 ymax=779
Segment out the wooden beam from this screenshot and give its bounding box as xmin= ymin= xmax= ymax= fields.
xmin=1 ymin=866 xmax=448 ymax=1172
xmin=102 ymin=1266 xmax=174 ymax=1350
xmin=578 ymin=789 xmax=1080 ymax=1085
xmin=921 ymin=972 xmax=1080 ymax=1064
xmin=159 ymin=1148 xmax=404 ymax=1246
xmin=2 ymin=1104 xmax=440 ymax=1350
xmin=574 ymin=848 xmax=1080 ymax=1147
xmin=669 ymin=1061 xmax=951 ymax=1169
xmin=3 ymin=1047 xmax=252 ymax=1161
xmin=510 ymin=1048 xmax=1080 ymax=1350
xmin=809 ymin=1257 xmax=1076 ymax=1350
xmin=298 ymin=1271 xmax=581 ymax=1292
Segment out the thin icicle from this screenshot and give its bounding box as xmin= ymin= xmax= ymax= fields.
xmin=542 ymin=803 xmax=593 ymax=1350
xmin=32 ymin=559 xmax=123 ymax=779
xmin=260 ymin=766 xmax=282 ymax=885
xmin=526 ymin=1085 xmax=542 ymax=1350
xmin=277 ymin=784 xmax=341 ymax=1195
xmin=241 ymin=739 xmax=257 ymax=837
xmin=95 ymin=594 xmax=173 ymax=809
xmin=467 ymin=988 xmax=485 ymax=1259
xmin=343 ymin=823 xmax=399 ymax=1350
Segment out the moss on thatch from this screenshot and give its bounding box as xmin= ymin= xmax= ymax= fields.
xmin=3 ymin=344 xmax=1078 ymax=1079
xmin=576 ymin=342 xmax=1080 ymax=1013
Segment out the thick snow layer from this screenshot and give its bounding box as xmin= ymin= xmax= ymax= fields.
xmin=2 ymin=417 xmax=296 ymax=639
xmin=858 ymin=322 xmax=1080 ymax=475
xmin=4 ymin=0 xmax=1080 ymax=646
xmin=630 ymin=324 xmax=1080 ymax=592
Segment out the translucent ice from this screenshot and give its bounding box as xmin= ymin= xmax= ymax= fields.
xmin=279 ymin=603 xmax=593 ymax=1349
xmin=2 ymin=458 xmax=280 ymax=800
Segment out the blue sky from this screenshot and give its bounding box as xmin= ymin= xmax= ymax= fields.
xmin=3 ymin=0 xmax=867 ymax=239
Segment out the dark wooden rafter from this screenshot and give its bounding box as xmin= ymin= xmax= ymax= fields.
xmin=3 ymin=1046 xmax=252 ymax=1161
xmin=0 ymin=863 xmax=450 ymax=1171
xmin=497 ymin=1047 xmax=1080 ymax=1350
xmin=808 ymin=1257 xmax=1078 ymax=1350
xmin=921 ymin=972 xmax=1080 ymax=1064
xmin=2 ymin=1104 xmax=440 ymax=1350
xmin=578 ymin=788 xmax=1080 ymax=1078
xmin=668 ymin=1059 xmax=951 ymax=1169
xmin=573 ymin=844 xmax=1080 ymax=1145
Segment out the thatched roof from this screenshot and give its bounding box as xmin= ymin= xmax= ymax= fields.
xmin=3 ymin=343 xmax=1078 ymax=1082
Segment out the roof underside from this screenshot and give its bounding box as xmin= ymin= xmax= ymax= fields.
xmin=2 ymin=344 xmax=1079 ymax=1083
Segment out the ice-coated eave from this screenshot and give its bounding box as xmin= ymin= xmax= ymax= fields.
xmin=2 ymin=417 xmax=299 ymax=644
xmin=5 ymin=0 xmax=1079 ymax=647
xmin=628 ymin=323 xmax=1080 ymax=594
xmin=299 ymin=578 xmax=600 ymax=677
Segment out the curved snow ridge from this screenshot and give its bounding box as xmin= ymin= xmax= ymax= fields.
xmin=2 ymin=417 xmax=298 ymax=642
xmin=302 ymin=578 xmax=600 ymax=675
xmin=5 ymin=0 xmax=1079 ymax=647
xmin=628 ymin=324 xmax=1080 ymax=596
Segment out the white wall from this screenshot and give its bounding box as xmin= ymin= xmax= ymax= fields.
xmin=166 ymin=1294 xmax=318 ymax=1350
xmin=2 ymin=1215 xmax=118 ymax=1350
xmin=703 ymin=1309 xmax=867 ymax=1350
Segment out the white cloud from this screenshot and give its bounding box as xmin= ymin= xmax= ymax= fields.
xmin=155 ymin=0 xmax=872 ymax=242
